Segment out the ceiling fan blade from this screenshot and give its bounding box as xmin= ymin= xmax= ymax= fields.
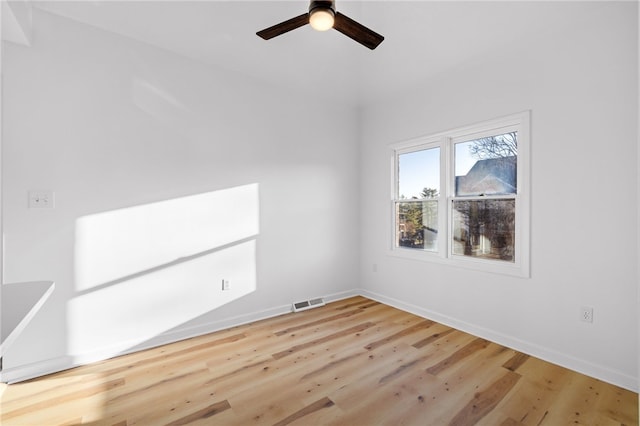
xmin=333 ymin=12 xmax=384 ymax=50
xmin=257 ymin=13 xmax=309 ymax=40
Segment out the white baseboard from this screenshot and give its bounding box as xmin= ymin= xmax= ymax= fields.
xmin=2 ymin=287 xmax=635 ymax=392
xmin=0 ymin=356 xmax=75 ymax=384
xmin=359 ymin=289 xmax=638 ymax=393
xmin=0 ymin=289 xmax=361 ymax=384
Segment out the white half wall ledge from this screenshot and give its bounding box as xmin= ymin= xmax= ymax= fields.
xmin=1 ymin=281 xmax=55 ymax=359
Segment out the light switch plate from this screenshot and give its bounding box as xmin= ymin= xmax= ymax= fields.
xmin=28 ymin=190 xmax=55 ymax=208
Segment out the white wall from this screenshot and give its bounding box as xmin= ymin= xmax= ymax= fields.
xmin=1 ymin=9 xmax=359 ymax=379
xmin=359 ymin=2 xmax=638 ymax=391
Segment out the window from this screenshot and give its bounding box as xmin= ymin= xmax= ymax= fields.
xmin=391 ymin=112 xmax=530 ymax=277
xmin=396 ymin=147 xmax=440 ymax=251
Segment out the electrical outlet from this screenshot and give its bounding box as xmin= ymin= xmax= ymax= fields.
xmin=580 ymin=306 xmax=594 ymax=323
xmin=222 ymin=279 xmax=230 ymax=291
xmin=28 ymin=190 xmax=55 ymax=208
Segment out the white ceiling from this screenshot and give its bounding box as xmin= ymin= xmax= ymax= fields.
xmin=19 ymin=1 xmax=600 ymax=107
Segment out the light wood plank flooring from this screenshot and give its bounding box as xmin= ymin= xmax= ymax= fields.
xmin=1 ymin=296 xmax=637 ymax=425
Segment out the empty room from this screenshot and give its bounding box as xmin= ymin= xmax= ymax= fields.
xmin=0 ymin=1 xmax=638 ymax=425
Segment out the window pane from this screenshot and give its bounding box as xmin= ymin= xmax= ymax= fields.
xmin=396 ymin=200 xmax=438 ymax=251
xmin=398 ymin=147 xmax=440 ymax=199
xmin=452 ymin=199 xmax=515 ymax=262
xmin=455 ymin=132 xmax=517 ymax=196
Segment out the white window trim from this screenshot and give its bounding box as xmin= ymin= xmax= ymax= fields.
xmin=390 ymin=111 xmax=531 ymax=278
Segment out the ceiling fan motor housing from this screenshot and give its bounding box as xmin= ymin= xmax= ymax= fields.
xmin=309 ymin=0 xmax=335 ymax=16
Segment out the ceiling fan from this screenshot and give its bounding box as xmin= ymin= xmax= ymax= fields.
xmin=256 ymin=0 xmax=384 ymax=50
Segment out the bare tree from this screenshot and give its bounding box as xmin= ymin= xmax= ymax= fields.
xmin=469 ymin=132 xmax=517 ymax=159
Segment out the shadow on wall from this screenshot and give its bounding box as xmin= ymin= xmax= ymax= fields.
xmin=67 ymin=183 xmax=260 ymax=364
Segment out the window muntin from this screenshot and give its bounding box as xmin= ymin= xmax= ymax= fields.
xmin=390 ymin=112 xmax=530 ymax=277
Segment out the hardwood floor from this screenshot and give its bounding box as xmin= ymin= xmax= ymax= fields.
xmin=1 ymin=296 xmax=637 ymax=425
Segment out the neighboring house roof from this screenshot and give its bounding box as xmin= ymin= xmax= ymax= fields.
xmin=455 ymin=156 xmax=517 ymax=196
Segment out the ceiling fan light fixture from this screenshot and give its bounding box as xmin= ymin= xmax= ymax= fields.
xmin=309 ymin=3 xmax=335 ymax=32
xmin=257 ymin=0 xmax=384 ymax=50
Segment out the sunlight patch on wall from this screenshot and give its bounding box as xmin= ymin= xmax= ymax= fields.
xmin=67 ymin=240 xmax=256 ymax=358
xmin=68 ymin=184 xmax=259 ymax=359
xmin=74 ymin=183 xmax=259 ymax=291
